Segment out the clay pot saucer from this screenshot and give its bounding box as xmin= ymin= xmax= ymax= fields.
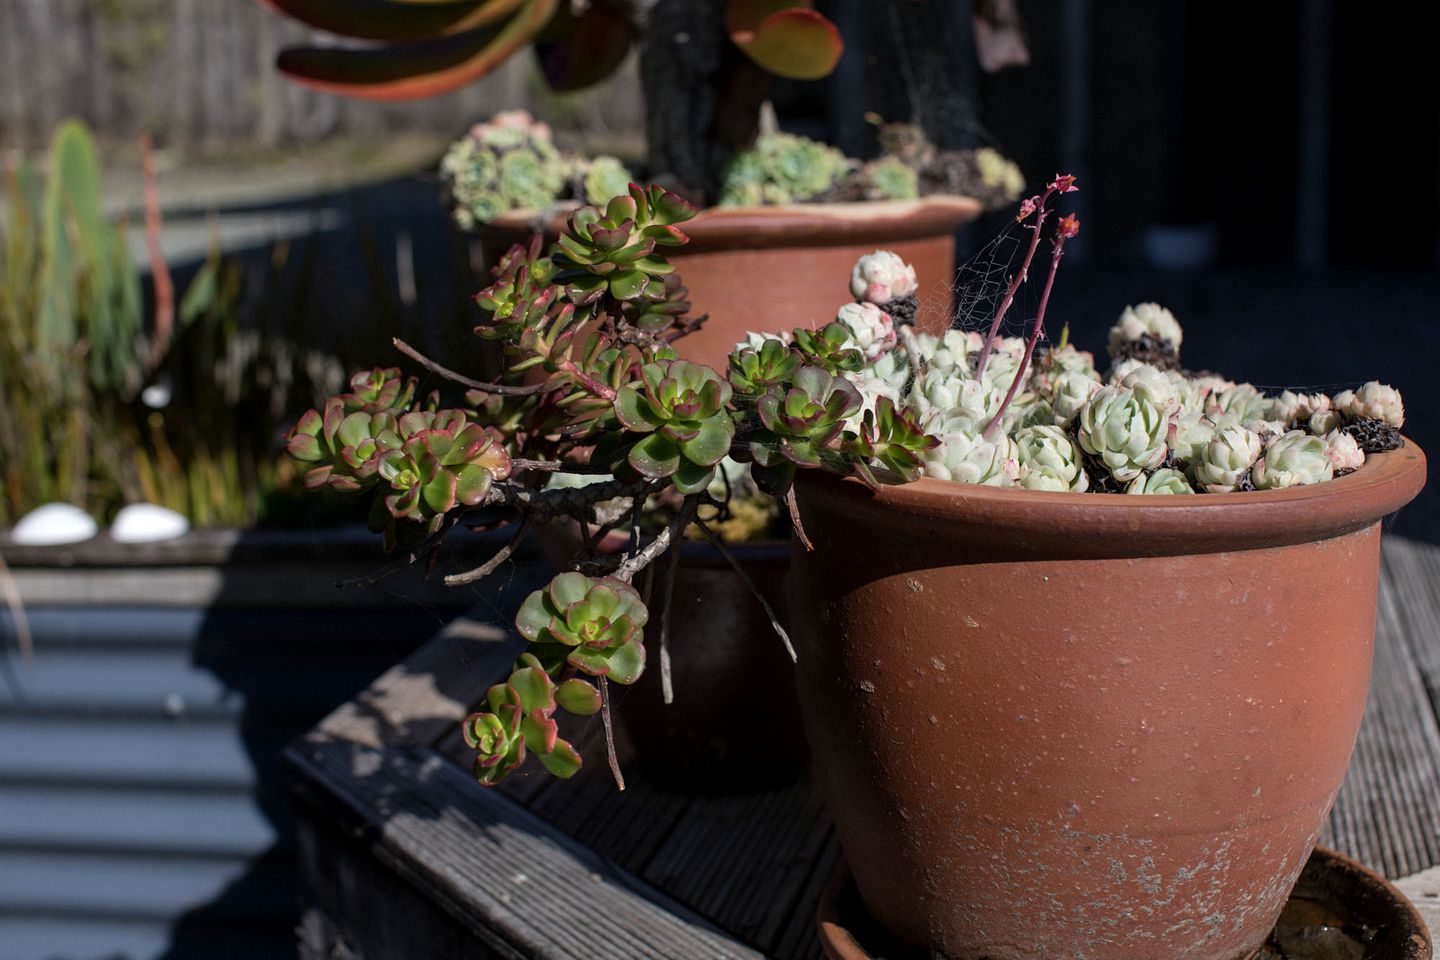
xmin=816 ymin=847 xmax=1433 ymax=960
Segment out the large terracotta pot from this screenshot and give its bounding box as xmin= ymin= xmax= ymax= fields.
xmin=479 ymin=197 xmax=981 ymax=371
xmin=788 ymin=443 xmax=1427 ymax=960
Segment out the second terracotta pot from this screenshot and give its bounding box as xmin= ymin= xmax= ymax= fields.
xmin=617 ymin=539 xmax=807 ymax=792
xmin=789 ymin=443 xmax=1427 ymax=960
xmin=478 ymin=197 xmax=981 ymax=371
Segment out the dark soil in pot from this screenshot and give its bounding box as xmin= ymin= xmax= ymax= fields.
xmin=790 ymin=444 xmax=1427 ymax=960
xmin=616 ymin=539 xmax=807 ymax=793
xmin=816 ymin=847 xmax=1432 ymax=960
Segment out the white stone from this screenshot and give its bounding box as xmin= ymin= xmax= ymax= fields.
xmin=11 ymin=503 xmax=100 ymax=546
xmin=111 ymin=503 xmax=190 ymax=543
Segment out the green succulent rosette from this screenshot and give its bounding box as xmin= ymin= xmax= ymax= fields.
xmin=728 ymin=336 xmax=802 ymax=399
xmin=851 ymin=396 xmax=938 ymax=483
xmin=610 ymin=359 xmax=735 ymax=494
xmin=746 ymin=365 xmax=862 ymax=492
xmin=373 ymin=410 xmax=513 ymax=528
xmin=515 ymin=573 xmax=649 ymax=684
xmin=790 ymin=322 xmax=866 ymax=375
xmin=553 ymin=185 xmax=697 ymax=305
xmin=462 ymin=653 xmax=600 ymax=786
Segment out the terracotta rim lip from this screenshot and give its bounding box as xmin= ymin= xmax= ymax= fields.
xmin=797 ymin=440 xmax=1427 ymax=554
xmin=483 ymin=195 xmax=983 ymax=250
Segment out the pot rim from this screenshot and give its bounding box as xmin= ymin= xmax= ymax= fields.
xmin=483 ymin=195 xmax=984 ymax=251
xmin=795 ymin=440 xmax=1427 ymax=557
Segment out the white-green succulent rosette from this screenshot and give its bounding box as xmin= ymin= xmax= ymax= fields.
xmin=1076 ymin=385 xmax=1168 ymax=484
xmin=747 ymin=249 xmax=1405 ymax=496
xmin=1050 ymin=370 xmax=1102 ymax=428
xmin=1107 ymin=302 xmax=1183 ymax=361
xmin=1323 ymin=429 xmax=1366 ymax=472
xmin=851 ymin=251 xmax=919 ymax=306
xmin=1015 ymin=425 xmax=1089 ymax=491
xmin=921 ymin=417 xmax=1019 ymax=486
xmin=1252 ymin=431 xmax=1335 ymax=489
xmin=1336 ymin=381 xmax=1405 ymax=428
xmin=1126 ymin=468 xmax=1194 ymax=495
xmin=835 ymin=302 xmax=897 ymax=362
xmin=1191 ymin=423 xmax=1263 ymax=493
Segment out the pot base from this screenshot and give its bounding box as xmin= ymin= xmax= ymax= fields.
xmin=816 ymin=847 xmax=1432 ymax=960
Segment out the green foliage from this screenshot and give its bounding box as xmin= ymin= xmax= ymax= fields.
xmin=718 ymin=132 xmax=851 ymax=206
xmin=287 ymin=181 xmax=933 ymax=787
xmin=516 ymin=572 xmax=649 ymax=684
xmin=0 ymin=121 xmax=412 ymax=529
xmin=609 ymin=360 xmax=735 ymax=493
xmin=863 ymin=156 xmax=920 ymax=201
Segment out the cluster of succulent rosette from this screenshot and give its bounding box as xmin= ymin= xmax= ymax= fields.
xmin=287 ymin=175 xmax=1405 ymax=788
xmin=441 ymin=111 xmax=633 ymax=229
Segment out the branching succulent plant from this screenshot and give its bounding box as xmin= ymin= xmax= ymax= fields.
xmin=286 ymin=181 xmax=936 ymax=789
xmin=289 ymin=176 xmax=1407 ymax=794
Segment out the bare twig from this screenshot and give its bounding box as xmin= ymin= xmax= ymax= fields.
xmin=334 ymin=514 xmax=460 ymax=589
xmin=655 ymin=526 xmax=683 ymax=704
xmin=599 ymin=677 xmax=626 ymax=791
xmin=0 ymin=551 xmax=33 ymax=663
xmin=786 ymin=488 xmax=814 ymax=552
xmin=392 ymin=338 xmax=546 ymax=397
xmin=612 ymin=496 xmax=698 ymax=582
xmin=444 ymin=520 xmax=529 ymax=586
xmin=510 ymin=458 xmax=612 ymax=474
xmin=695 ymin=519 xmax=797 ymax=663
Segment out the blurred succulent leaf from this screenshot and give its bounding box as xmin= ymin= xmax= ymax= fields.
xmin=534 ymin=0 xmax=634 ymax=91
xmin=275 ymin=0 xmax=560 ymax=101
xmin=726 ymin=1 xmax=842 ymax=81
xmin=257 ymin=0 xmax=519 ymax=42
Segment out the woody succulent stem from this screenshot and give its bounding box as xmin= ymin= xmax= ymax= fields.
xmin=985 ymin=213 xmax=1081 ymax=440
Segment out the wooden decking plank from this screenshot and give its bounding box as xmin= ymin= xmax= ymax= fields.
xmin=288 ymin=738 xmax=763 ymax=960
xmin=770 ymin=832 xmax=841 ymax=960
xmin=1381 ymin=537 xmax=1440 ymax=711
xmin=639 ymin=778 xmax=829 ymax=948
xmin=317 ymin=615 xmax=521 ymax=750
xmin=1322 ymin=554 xmax=1440 ymax=877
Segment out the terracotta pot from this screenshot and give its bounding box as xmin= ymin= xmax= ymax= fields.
xmin=789 ymin=443 xmax=1427 ymax=960
xmin=617 ymin=539 xmax=808 ymax=792
xmin=478 ymin=197 xmax=982 ymax=371
xmin=815 ymin=846 xmax=1433 ymax=960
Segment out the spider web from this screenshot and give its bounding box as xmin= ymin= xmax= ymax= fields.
xmin=942 ymin=217 xmax=1035 ymax=335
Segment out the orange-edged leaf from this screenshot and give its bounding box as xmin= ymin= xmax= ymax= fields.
xmin=732 ymin=8 xmax=842 ymax=81
xmin=534 ymin=0 xmax=634 ymax=92
xmin=724 ymin=0 xmax=813 ymax=36
xmin=257 ymin=0 xmax=522 ymax=42
xmin=275 ymin=0 xmax=560 ymax=101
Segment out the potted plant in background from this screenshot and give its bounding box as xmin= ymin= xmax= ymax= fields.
xmin=0 ymin=120 xmax=508 ymax=956
xmin=257 ymin=0 xmax=1025 ymax=369
xmin=284 ymin=174 xmax=1425 ymax=958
